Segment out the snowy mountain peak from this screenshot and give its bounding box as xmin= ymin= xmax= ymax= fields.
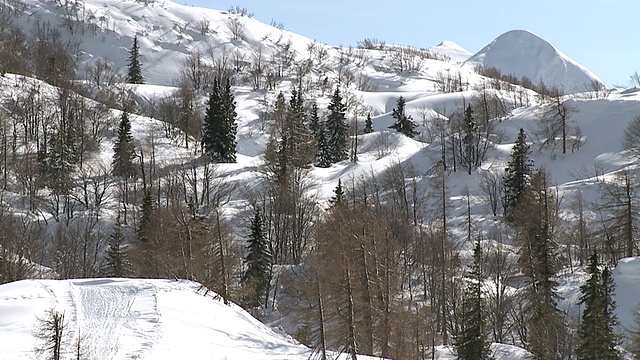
xmin=465 ymin=29 xmax=605 ymax=94
xmin=428 ymin=40 xmax=473 ymax=63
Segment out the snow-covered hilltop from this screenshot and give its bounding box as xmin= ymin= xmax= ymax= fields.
xmin=7 ymin=0 xmax=317 ymax=86
xmin=465 ymin=29 xmax=606 ymax=94
xmin=0 ymin=278 xmax=346 ymax=359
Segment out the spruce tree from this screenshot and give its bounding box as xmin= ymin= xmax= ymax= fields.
xmin=309 ymin=101 xmax=321 ymax=141
xmin=328 ymin=179 xmax=345 ymax=208
xmin=388 ymin=96 xmax=419 ymax=138
xmin=242 ymin=208 xmax=273 ymax=308
xmin=503 ymin=128 xmax=533 ymax=222
xmin=577 ymin=251 xmax=620 ymax=360
xmin=455 ymin=240 xmax=492 ymax=360
xmin=309 ymin=101 xmax=328 ymax=167
xmin=325 ymin=86 xmax=349 ymax=164
xmin=285 ymin=86 xmax=314 ymax=167
xmin=112 ymin=110 xmax=137 ymax=178
xmin=315 ymin=124 xmax=331 ymax=168
xmin=462 ymin=104 xmax=476 ymax=174
xmin=201 ymin=78 xmax=238 ymax=163
xmin=516 ymin=169 xmax=565 ymax=360
xmin=137 ymin=189 xmax=154 ymax=243
xmin=103 ymin=214 xmax=130 ymax=277
xmin=364 ymin=113 xmax=373 ymax=134
xmin=126 ymin=35 xmax=144 ymax=84
xmin=600 ymin=265 xmax=621 ymax=359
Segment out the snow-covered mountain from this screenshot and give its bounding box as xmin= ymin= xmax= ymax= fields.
xmin=2 ymin=0 xmax=640 ymax=359
xmin=465 ymin=29 xmax=605 ymax=94
xmin=428 ymin=40 xmax=473 ymax=63
xmin=7 ymin=0 xmax=318 ymax=86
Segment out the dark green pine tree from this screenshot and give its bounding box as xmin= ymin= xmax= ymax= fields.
xmin=201 ymin=78 xmax=238 ymax=163
xmin=364 ymin=112 xmax=374 ymax=134
xmin=517 ymin=169 xmax=565 ymax=360
xmin=577 ymin=251 xmax=620 ymax=360
xmin=388 ymin=96 xmax=419 ymax=138
xmin=309 ymin=101 xmax=321 ymax=140
xmin=285 ymin=86 xmax=314 ymax=167
xmin=112 ymin=110 xmax=137 ymax=178
xmin=600 ymin=267 xmax=620 ymax=359
xmin=137 ymin=189 xmax=154 ymax=243
xmin=328 ymin=178 xmax=345 ymax=208
xmin=455 ymin=240 xmax=492 ymax=360
xmin=126 ymin=35 xmax=144 ymax=84
xmin=503 ymin=128 xmax=533 ymax=222
xmin=242 ymin=208 xmax=273 ymax=308
xmin=315 ymin=124 xmax=332 ymax=168
xmin=103 ymin=213 xmax=130 ymax=277
xmin=463 ymin=104 xmax=476 ymax=174
xmin=325 ymin=86 xmax=349 ymax=164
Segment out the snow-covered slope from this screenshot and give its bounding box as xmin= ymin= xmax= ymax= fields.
xmin=428 ymin=40 xmax=473 ymax=63
xmin=8 ymin=0 xmax=317 ymax=86
xmin=465 ymin=30 xmax=605 ymax=94
xmin=0 ymin=278 xmax=388 ymax=359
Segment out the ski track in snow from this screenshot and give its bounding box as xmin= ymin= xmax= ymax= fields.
xmin=61 ymin=279 xmax=162 ymax=359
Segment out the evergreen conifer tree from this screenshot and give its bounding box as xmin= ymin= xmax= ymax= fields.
xmin=503 ymin=128 xmax=533 ymax=221
xmin=455 ymin=240 xmax=492 ymax=360
xmin=388 ymin=96 xmax=419 ymax=138
xmin=309 ymin=101 xmax=321 ymax=141
xmin=137 ymin=189 xmax=154 ymax=243
xmin=285 ymin=86 xmax=314 ymax=167
xmin=364 ymin=113 xmax=374 ymax=134
xmin=516 ymin=169 xmax=565 ymax=360
xmin=315 ymin=124 xmax=332 ymax=168
xmin=112 ymin=110 xmax=137 ymax=178
xmin=242 ymin=208 xmax=273 ymax=308
xmin=201 ymin=78 xmax=238 ymax=162
xmin=462 ymin=104 xmax=476 ymax=174
xmin=103 ymin=214 xmax=130 ymax=277
xmin=126 ymin=36 xmax=144 ymax=84
xmin=577 ymin=251 xmax=620 ymax=360
xmin=328 ymin=179 xmax=345 ymax=208
xmin=309 ymin=101 xmax=328 ymax=167
xmin=325 ymin=86 xmax=349 ymax=164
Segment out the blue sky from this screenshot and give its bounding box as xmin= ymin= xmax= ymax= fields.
xmin=185 ymin=1 xmax=639 ymax=87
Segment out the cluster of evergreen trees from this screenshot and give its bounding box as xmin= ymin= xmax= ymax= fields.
xmin=265 ymin=84 xmax=350 ymax=171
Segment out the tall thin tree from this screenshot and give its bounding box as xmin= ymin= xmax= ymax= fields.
xmin=503 ymin=128 xmax=533 ymax=222
xmin=112 ymin=110 xmax=137 ymax=178
xmin=126 ymin=35 xmax=144 ymax=84
xmin=325 ymin=86 xmax=349 ymax=164
xmin=455 ymin=240 xmax=492 ymax=360
xmin=242 ymin=208 xmax=273 ymax=308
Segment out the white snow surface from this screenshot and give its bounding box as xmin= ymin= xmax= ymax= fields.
xmin=428 ymin=40 xmax=473 ymax=63
xmin=465 ymin=30 xmax=605 ymax=94
xmin=0 ymin=278 xmax=387 ymax=359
